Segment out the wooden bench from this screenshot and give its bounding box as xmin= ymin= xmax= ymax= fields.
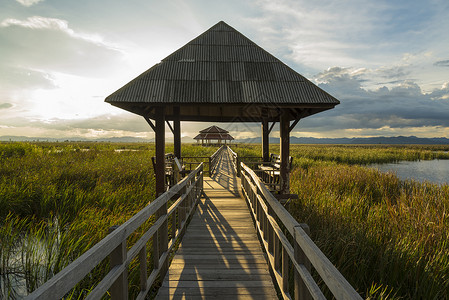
xmin=173 ymin=157 xmax=191 ymax=178
xmin=151 ymin=154 xmax=190 ymax=190
xmin=258 ymin=153 xmax=293 ymax=191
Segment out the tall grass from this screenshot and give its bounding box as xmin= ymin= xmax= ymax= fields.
xmin=0 ymin=142 xmax=214 ymax=298
xmin=289 ymin=163 xmax=449 ymax=298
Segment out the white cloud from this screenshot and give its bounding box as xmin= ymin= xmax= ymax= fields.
xmin=15 ymin=0 xmax=43 ymax=7
xmin=1 ymin=16 xmax=115 ymax=47
xmin=0 ymin=16 xmax=124 ymax=77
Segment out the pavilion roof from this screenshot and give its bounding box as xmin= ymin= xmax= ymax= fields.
xmin=193 ymin=133 xmax=234 ymax=141
xmin=199 ymin=125 xmax=229 ymax=134
xmin=105 ymin=21 xmax=339 ymax=122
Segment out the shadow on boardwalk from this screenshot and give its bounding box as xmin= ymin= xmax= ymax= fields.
xmin=156 ymin=150 xmax=277 ymax=299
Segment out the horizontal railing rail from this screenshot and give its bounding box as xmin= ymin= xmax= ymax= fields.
xmin=26 ymin=163 xmax=204 ymax=300
xmin=240 ymin=162 xmax=361 ymax=300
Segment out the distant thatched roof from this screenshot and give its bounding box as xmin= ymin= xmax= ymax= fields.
xmin=105 ymin=21 xmax=339 ymax=122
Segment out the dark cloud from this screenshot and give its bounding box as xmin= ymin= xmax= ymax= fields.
xmin=434 ymin=60 xmax=449 ymax=67
xmin=299 ymin=73 xmax=449 ymax=133
xmin=378 ymin=65 xmax=411 ymax=79
xmin=0 ymin=103 xmax=13 ymax=109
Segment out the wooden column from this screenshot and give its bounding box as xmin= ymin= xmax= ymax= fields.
xmin=262 ymin=118 xmax=269 ymax=162
xmin=173 ymin=106 xmax=181 ymax=158
xmin=155 ymin=106 xmax=166 ymax=196
xmin=154 ymin=106 xmax=168 ymax=278
xmin=280 ymin=112 xmax=290 ymax=194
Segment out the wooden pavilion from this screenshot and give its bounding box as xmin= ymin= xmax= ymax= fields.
xmin=194 ymin=125 xmax=234 ymax=146
xmin=105 ymin=21 xmax=340 ymax=196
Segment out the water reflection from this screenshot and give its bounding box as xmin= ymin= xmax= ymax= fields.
xmin=370 ymin=159 xmax=449 ymax=185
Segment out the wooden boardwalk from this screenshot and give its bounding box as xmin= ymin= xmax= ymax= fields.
xmin=156 ymin=151 xmax=278 ymax=299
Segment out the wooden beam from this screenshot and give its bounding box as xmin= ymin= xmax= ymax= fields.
xmin=155 ymin=107 xmax=166 ymax=196
xmin=154 ymin=106 xmax=168 ymax=280
xmin=144 ymin=116 xmax=156 ymax=132
xmin=280 ymin=111 xmax=290 ymax=194
xmin=289 ymin=119 xmax=300 ymax=133
xmin=173 ymin=106 xmax=181 ymax=159
xmin=262 ymin=118 xmax=269 ymax=162
xmin=165 ymin=120 xmax=174 ymax=134
xmin=268 ymin=121 xmax=276 ymax=135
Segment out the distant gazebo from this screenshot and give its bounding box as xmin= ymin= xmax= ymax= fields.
xmin=194 ymin=126 xmax=234 ymax=146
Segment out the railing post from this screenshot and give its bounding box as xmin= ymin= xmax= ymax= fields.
xmin=282 ymin=247 xmax=289 ymax=294
xmin=237 ymin=157 xmax=240 ymax=177
xmin=208 ymin=157 xmax=212 ymax=175
xmin=139 ymin=246 xmax=147 ymax=293
xmin=294 ymin=224 xmax=312 ymax=300
xmin=108 ymin=225 xmax=128 ymax=300
xmin=179 ymin=185 xmax=187 ymax=238
xmin=157 ymin=204 xmax=168 ymax=279
xmin=267 ymin=206 xmax=274 ymax=254
xmin=153 ymin=230 xmax=159 ymax=270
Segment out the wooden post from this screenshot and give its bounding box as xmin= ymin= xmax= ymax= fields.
xmin=262 ymin=118 xmax=270 ymax=162
xmin=236 ymin=156 xmax=240 ymax=177
xmin=154 ymin=106 xmax=168 ymax=279
xmin=139 ymin=246 xmax=147 ymax=292
xmin=155 ymin=106 xmax=166 ymax=196
xmin=282 ymin=247 xmax=289 ymax=293
xmin=280 ymin=111 xmax=290 ymax=194
xmin=294 ymin=224 xmax=312 ymax=300
xmin=173 ymin=106 xmax=181 ymax=159
xmin=108 ymin=225 xmax=128 ymax=300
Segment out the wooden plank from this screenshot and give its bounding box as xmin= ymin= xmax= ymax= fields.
xmin=161 ymin=280 xmax=274 ymax=288
xmin=157 ymin=287 xmax=278 ymax=297
xmin=153 ymin=294 xmax=275 ymax=300
xmin=168 ymin=262 xmax=270 ymax=269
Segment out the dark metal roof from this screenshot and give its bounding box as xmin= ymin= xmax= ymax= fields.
xmin=105 ymin=21 xmax=340 ymax=122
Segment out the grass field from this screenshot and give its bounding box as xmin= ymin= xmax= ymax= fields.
xmin=1 ymin=142 xmax=448 ymax=298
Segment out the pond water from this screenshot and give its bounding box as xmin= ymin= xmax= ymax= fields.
xmin=369 ymin=159 xmax=449 ymax=185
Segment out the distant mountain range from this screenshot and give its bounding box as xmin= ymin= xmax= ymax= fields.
xmin=236 ymin=136 xmax=449 ymax=144
xmin=0 ymin=135 xmax=154 ymax=143
xmin=2 ymin=135 xmax=449 ymax=144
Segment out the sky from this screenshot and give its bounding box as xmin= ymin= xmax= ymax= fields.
xmin=1 ymin=0 xmax=449 ymax=140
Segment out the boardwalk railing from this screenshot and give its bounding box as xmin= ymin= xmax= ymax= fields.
xmin=26 ymin=163 xmax=204 ymax=300
xmin=180 ymin=145 xmax=226 ymax=176
xmin=240 ymin=162 xmax=361 ymax=300
xmin=179 ymin=156 xmax=211 ymax=175
xmin=227 ymin=146 xmax=238 ymax=173
xmin=209 ymin=145 xmax=226 ymax=175
xmin=226 ymin=146 xmax=262 ymax=177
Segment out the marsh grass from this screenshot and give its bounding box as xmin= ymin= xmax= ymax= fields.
xmin=0 ymin=142 xmax=214 ymax=299
xmin=234 ymin=144 xmax=449 ymax=299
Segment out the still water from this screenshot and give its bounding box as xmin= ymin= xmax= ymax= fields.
xmin=370 ymin=159 xmax=449 ymax=185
